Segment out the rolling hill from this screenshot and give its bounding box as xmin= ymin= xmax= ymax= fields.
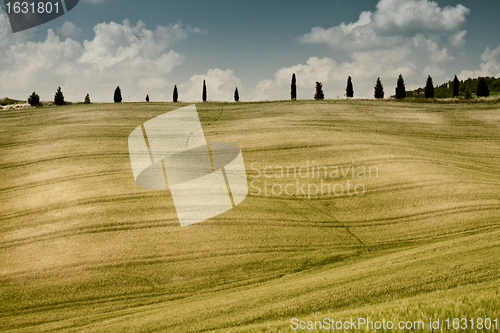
xmin=1 ymin=100 xmax=500 ymax=332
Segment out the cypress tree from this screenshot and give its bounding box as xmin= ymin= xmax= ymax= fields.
xmin=234 ymin=87 xmax=239 ymax=102
xmin=424 ymin=75 xmax=434 ymax=98
xmin=173 ymin=85 xmax=178 ymax=102
xmin=202 ymin=80 xmax=207 ymax=102
xmin=453 ymin=75 xmax=459 ymax=97
xmin=291 ymin=73 xmax=297 ymax=100
xmin=346 ymin=76 xmax=354 ymax=98
xmin=114 ymin=86 xmax=122 ymax=103
xmin=314 ymin=82 xmax=324 ymax=100
xmin=477 ymin=77 xmax=490 ymax=97
xmin=395 ymin=74 xmax=406 ymax=99
xmin=54 ymin=86 xmax=65 ymax=105
xmin=374 ymin=77 xmax=384 ymax=99
xmin=146 ymin=94 xmax=149 ymax=102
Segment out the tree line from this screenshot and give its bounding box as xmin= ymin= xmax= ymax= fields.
xmin=28 ymin=86 xmax=89 ymax=106
xmin=407 ymin=76 xmax=498 ymax=99
xmin=26 ymin=80 xmax=241 ymax=106
xmin=296 ymin=73 xmax=494 ymax=101
xmin=26 ymin=74 xmax=496 ymax=107
xmin=111 ymin=80 xmax=240 ymax=104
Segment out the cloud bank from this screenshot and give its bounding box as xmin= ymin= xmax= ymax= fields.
xmin=459 ymin=46 xmax=500 ymax=79
xmin=1 ymin=1 xmax=498 ymax=103
xmin=0 ymin=15 xmax=199 ymax=102
xmin=252 ymin=0 xmax=471 ymax=100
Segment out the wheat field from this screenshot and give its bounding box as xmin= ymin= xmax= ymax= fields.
xmin=1 ymin=100 xmax=499 ymax=332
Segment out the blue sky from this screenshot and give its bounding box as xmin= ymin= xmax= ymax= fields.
xmin=1 ymin=0 xmax=499 ymax=102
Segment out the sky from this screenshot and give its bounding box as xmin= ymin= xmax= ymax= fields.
xmin=1 ymin=0 xmax=499 ymax=102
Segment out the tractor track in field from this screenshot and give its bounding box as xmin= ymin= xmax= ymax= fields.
xmin=1 ymin=244 xmax=357 ymax=280
xmin=0 ymin=152 xmax=129 ymax=170
xmin=0 ymin=170 xmax=126 ymax=194
xmin=339 ymin=203 xmax=500 ymax=227
xmin=305 ymin=200 xmax=370 ymax=251
xmin=205 ymin=108 xmax=224 ymax=127
xmin=180 ymin=107 xmax=224 ymax=164
xmin=0 ymin=216 xmax=358 ymax=250
xmin=0 ymin=192 xmax=164 ymax=221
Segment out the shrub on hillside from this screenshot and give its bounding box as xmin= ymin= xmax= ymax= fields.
xmin=346 ymin=76 xmax=354 ymax=98
xmin=54 ymin=87 xmax=65 ymax=105
xmin=314 ymin=82 xmax=324 ymax=100
xmin=424 ymin=75 xmax=434 ymax=98
xmin=395 ymin=74 xmax=406 ymax=99
xmin=374 ymin=78 xmax=384 ymax=99
xmin=28 ymin=92 xmax=40 ymax=106
xmin=114 ymin=86 xmax=122 ymax=103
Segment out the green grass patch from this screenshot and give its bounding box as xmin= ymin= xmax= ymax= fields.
xmin=0 ymin=97 xmax=25 ymax=106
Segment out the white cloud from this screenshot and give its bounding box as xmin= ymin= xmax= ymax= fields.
xmin=0 ymin=15 xmax=198 ymax=102
xmin=253 ymin=34 xmax=453 ymax=100
xmin=3 ymin=29 xmax=84 ymax=93
xmin=252 ymin=79 xmax=274 ymax=101
xmin=79 ymin=20 xmax=186 ymax=72
xmin=459 ymin=46 xmax=500 ymax=79
xmin=372 ymin=0 xmax=470 ymax=35
xmin=0 ymin=11 xmax=35 ymax=48
xmin=179 ymin=68 xmax=242 ymax=102
xmin=299 ymin=0 xmax=470 ymax=51
xmin=449 ymin=30 xmax=467 ymax=48
xmin=299 ymin=12 xmax=400 ymax=51
xmin=259 ymin=0 xmax=468 ymax=99
xmin=56 ymin=21 xmax=82 ymax=37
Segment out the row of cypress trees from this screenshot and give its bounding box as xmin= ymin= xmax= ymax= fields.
xmin=307 ymin=76 xmax=387 ymax=100
xmin=30 ymin=76 xmax=490 ymax=105
xmin=303 ymin=75 xmax=387 ymax=100
xmin=113 ymin=80 xmax=241 ymax=103
xmin=292 ymin=73 xmax=491 ymax=100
